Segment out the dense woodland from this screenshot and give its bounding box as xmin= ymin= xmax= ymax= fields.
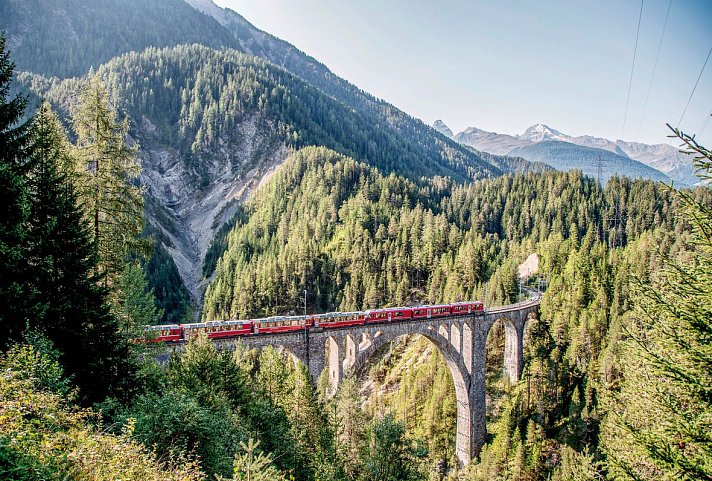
xmin=13 ymin=42 xmax=521 ymax=322
xmin=0 ymin=11 xmax=711 ymax=481
xmin=0 ymin=0 xmax=240 ymax=78
xmin=201 ymin=145 xmax=678 ymax=319
xmin=18 ymin=44 xmax=499 ymax=184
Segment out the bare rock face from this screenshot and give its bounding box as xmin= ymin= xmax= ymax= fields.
xmin=432 ymin=120 xmax=454 ymax=138
xmin=139 ymin=114 xmax=288 ymax=303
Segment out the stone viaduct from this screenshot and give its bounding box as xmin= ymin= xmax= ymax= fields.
xmin=181 ymin=297 xmax=540 ymax=467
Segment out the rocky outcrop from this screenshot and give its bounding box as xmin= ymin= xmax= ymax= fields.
xmin=139 ymin=114 xmax=288 ymax=302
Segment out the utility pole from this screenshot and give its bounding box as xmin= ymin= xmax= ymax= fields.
xmin=304 ymin=290 xmax=310 ymax=370
xmin=605 ymin=196 xmax=627 ymax=249
xmin=518 ymin=278 xmax=522 ymax=301
xmin=597 ymin=155 xmax=604 ymax=242
xmin=596 ymin=155 xmax=604 ymax=186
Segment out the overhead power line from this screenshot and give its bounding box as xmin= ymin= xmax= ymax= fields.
xmin=677 ymin=45 xmax=712 ymax=129
xmin=622 ymin=0 xmax=645 ymax=140
xmin=637 ymin=0 xmax=673 ymax=141
xmin=700 ymin=111 xmax=712 ymax=137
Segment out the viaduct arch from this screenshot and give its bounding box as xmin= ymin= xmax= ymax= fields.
xmin=171 ymin=299 xmax=540 ymax=466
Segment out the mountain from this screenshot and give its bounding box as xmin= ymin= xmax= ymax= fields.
xmin=450 ymin=122 xmax=695 ymax=185
xmin=519 ymin=123 xmax=568 ymax=142
xmin=14 ymin=44 xmax=503 ymax=302
xmin=453 ymin=126 xmax=531 ymax=155
xmin=3 ymin=0 xmax=515 ymax=307
xmin=2 ymin=0 xmax=500 ymax=181
xmin=432 ymin=120 xmax=454 ymax=138
xmin=507 ymin=141 xmax=671 ymax=184
xmin=0 ymin=0 xmax=240 ymax=78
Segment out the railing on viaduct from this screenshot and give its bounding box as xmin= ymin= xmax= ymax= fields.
xmin=169 ymin=296 xmax=541 ymax=467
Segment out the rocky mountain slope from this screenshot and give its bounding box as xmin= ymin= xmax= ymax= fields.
xmin=0 ymin=0 xmax=239 ymax=78
xmin=3 ymin=0 xmax=528 ymax=313
xmin=14 ymin=43 xmax=507 ymax=306
xmin=442 ymin=121 xmax=695 ymax=185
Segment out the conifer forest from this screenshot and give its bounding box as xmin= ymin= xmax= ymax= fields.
xmin=0 ymin=1 xmax=710 ymax=480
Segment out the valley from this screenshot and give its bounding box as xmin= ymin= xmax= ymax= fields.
xmin=0 ymin=1 xmax=710 ymax=480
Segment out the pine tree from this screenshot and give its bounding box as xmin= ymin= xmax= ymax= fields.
xmin=113 ymin=261 xmax=163 ymax=340
xmin=0 ymin=34 xmax=34 ymax=344
xmin=337 ymin=377 xmax=368 ymax=479
xmin=71 ymin=75 xmax=147 ymax=288
xmin=25 ymin=102 xmax=134 ymax=404
xmin=226 ymin=438 xmax=287 ymax=481
xmin=360 ymin=414 xmax=426 ymax=481
xmin=601 ymin=129 xmax=712 ymax=481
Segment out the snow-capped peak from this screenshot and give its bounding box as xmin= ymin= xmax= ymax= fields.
xmin=520 ymin=124 xmax=567 ymax=142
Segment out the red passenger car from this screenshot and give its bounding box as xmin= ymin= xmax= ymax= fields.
xmin=183 ymin=320 xmax=252 ymax=340
xmin=411 ymin=305 xmax=451 ymax=319
xmin=143 ymin=324 xmax=182 ymax=342
xmin=253 ymin=315 xmax=311 ymax=334
xmin=314 ymin=311 xmax=365 ymax=328
xmin=450 ymin=301 xmax=484 ymax=316
xmin=364 ymin=307 xmax=412 ymax=324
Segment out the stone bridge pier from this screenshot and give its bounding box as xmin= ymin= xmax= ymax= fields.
xmin=196 ymin=301 xmax=539 ymax=466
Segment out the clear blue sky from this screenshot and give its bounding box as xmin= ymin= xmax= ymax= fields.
xmin=215 ymin=0 xmax=712 ymax=147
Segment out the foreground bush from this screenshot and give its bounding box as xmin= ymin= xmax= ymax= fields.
xmin=0 ymin=343 xmax=204 ymax=481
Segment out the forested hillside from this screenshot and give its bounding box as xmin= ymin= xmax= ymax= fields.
xmin=508 ymin=140 xmax=671 ymax=184
xmin=15 ymin=44 xmax=505 ymax=304
xmin=1 ymin=1 xmax=710 ymax=479
xmin=202 ymin=145 xmax=678 ymax=319
xmin=0 ymin=0 xmax=239 ymax=78
xmin=21 ymin=44 xmax=498 ymax=183
xmin=200 ymin=143 xmax=710 ymax=479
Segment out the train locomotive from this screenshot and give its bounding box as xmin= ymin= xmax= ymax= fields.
xmin=144 ymin=301 xmax=484 ymax=343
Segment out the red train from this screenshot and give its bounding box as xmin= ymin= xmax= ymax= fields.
xmin=144 ymin=301 xmax=484 ymax=343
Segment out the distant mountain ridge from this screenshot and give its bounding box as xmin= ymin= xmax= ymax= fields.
xmin=440 ymin=121 xmax=696 ymax=185
xmin=507 ymin=141 xmax=670 ymax=185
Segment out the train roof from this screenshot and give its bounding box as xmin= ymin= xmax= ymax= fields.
xmin=363 ymin=306 xmax=412 ymax=313
xmin=180 ymin=320 xmax=251 ymax=329
xmin=314 ymin=311 xmax=361 ymax=318
xmin=145 ymin=324 xmax=180 ymax=330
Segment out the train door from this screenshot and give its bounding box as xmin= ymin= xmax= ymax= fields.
xmin=427 ymin=308 xmax=432 ymax=319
